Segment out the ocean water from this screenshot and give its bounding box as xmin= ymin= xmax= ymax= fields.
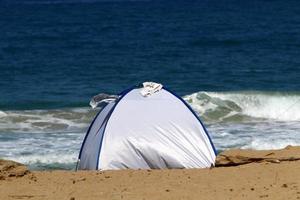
xmin=1 ymin=0 xmax=300 ymax=170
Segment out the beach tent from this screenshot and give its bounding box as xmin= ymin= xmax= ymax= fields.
xmin=77 ymin=82 xmax=216 ymax=170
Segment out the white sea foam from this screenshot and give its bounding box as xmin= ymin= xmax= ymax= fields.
xmin=208 ymin=120 xmax=300 ymax=151
xmin=0 ymin=130 xmax=84 ymax=169
xmin=184 ymin=91 xmax=300 ymax=121
xmin=8 ymin=154 xmax=78 ymax=165
xmin=242 ymin=139 xmax=300 ymax=150
xmin=0 ymin=111 xmax=7 ymax=118
xmin=0 ymin=108 xmax=98 ymax=133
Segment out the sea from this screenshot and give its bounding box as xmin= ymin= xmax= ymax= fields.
xmin=1 ymin=0 xmax=300 ymax=170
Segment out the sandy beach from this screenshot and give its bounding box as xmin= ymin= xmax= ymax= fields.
xmin=1 ymin=146 xmax=300 ymax=200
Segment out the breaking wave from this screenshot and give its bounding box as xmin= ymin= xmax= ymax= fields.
xmin=1 ymin=91 xmax=300 ymax=169
xmin=0 ymin=108 xmax=97 ymax=133
xmin=184 ymin=91 xmax=300 ymax=122
xmin=0 ymin=91 xmax=300 ymax=134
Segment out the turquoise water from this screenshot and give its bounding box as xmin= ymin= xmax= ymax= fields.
xmin=0 ymin=0 xmax=300 ymax=169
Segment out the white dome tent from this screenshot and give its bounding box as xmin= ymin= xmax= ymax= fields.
xmin=77 ymin=82 xmax=216 ymax=170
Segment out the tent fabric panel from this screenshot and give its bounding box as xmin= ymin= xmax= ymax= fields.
xmin=95 ymin=88 xmax=135 ymax=170
xmin=98 ymin=88 xmax=216 ymax=170
xmin=163 ymin=87 xmax=217 ymax=155
xmin=78 ymin=102 xmax=115 ymax=170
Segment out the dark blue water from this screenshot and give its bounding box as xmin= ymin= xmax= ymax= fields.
xmin=1 ymin=0 xmax=300 ymax=110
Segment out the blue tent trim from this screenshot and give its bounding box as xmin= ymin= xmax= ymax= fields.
xmin=96 ymin=87 xmax=135 ymax=170
xmin=78 ymin=85 xmax=137 ymax=164
xmin=163 ymin=87 xmax=217 ymax=156
xmin=78 ymin=103 xmax=109 ymax=160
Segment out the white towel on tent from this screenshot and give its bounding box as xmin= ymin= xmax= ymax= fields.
xmin=140 ymin=82 xmax=163 ymax=97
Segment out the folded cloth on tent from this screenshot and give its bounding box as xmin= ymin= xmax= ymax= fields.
xmin=89 ymin=93 xmax=119 ymax=109
xmin=140 ymin=82 xmax=163 ymax=97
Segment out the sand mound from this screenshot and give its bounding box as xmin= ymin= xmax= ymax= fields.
xmin=216 ymin=145 xmax=300 ymax=166
xmin=0 ymin=159 xmax=30 ymax=180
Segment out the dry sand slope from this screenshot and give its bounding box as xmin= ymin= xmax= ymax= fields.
xmin=1 ymin=146 xmax=300 ymax=200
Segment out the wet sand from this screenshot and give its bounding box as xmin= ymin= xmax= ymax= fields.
xmin=1 ymin=146 xmax=300 ymax=200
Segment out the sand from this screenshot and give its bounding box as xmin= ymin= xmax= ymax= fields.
xmin=1 ymin=146 xmax=300 ymax=200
